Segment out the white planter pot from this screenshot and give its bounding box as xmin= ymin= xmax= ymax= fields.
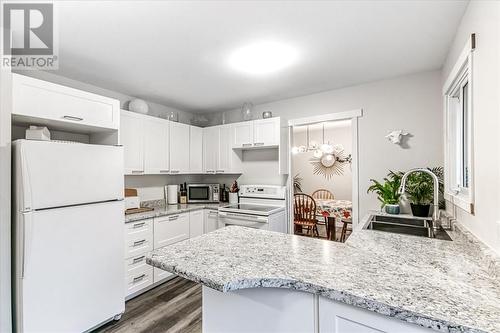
xmin=229 ymin=193 xmax=238 ymax=204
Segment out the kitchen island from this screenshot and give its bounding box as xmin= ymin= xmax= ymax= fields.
xmin=147 ymin=223 xmax=500 ymax=333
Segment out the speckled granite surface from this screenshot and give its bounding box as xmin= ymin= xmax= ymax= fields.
xmin=147 ymin=225 xmax=500 ymax=333
xmin=125 ymin=203 xmax=224 ymax=223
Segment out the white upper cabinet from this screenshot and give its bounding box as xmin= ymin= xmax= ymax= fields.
xmin=143 ymin=117 xmax=169 ymax=174
xmin=121 ymin=110 xmax=144 ymax=175
xmin=169 ymin=122 xmax=190 ymax=174
xmin=12 ymin=74 xmax=119 ymax=131
xmin=203 ymin=126 xmax=219 ymax=174
xmin=253 ymin=118 xmax=280 ymax=147
xmin=232 ymin=118 xmax=281 ymax=148
xmin=217 ymin=125 xmax=232 ymax=173
xmin=233 ymin=122 xmax=254 ymax=148
xmin=189 ymin=126 xmax=203 ymax=173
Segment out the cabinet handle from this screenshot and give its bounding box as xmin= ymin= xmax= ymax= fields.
xmin=168 ymin=215 xmax=179 ymax=221
xmin=132 ymin=255 xmax=145 ymax=264
xmin=254 ymin=142 xmax=265 ymax=146
xmin=133 ymin=274 xmax=146 ymax=283
xmin=160 ymin=170 xmax=170 ymax=173
xmin=205 ymin=170 xmax=215 ymax=174
xmin=170 ymin=170 xmax=180 ymax=174
xmin=242 ymin=143 xmax=252 ymax=147
xmin=62 ymin=115 xmax=83 ymax=121
xmin=216 ymin=170 xmax=225 ymax=173
xmin=133 ymin=239 xmax=146 ymax=247
xmin=131 ymin=170 xmax=144 ymax=174
xmin=133 ymin=222 xmax=145 ymax=229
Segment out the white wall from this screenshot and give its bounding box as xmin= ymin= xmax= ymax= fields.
xmin=16 ymin=70 xmax=196 ymax=125
xmin=207 ymin=71 xmax=444 ymax=219
xmin=442 ymin=1 xmax=500 ymax=253
xmin=292 ymin=122 xmax=352 ymax=200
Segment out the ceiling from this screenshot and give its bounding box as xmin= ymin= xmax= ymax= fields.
xmin=54 ymin=1 xmax=468 ymax=113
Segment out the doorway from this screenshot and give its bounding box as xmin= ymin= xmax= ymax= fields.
xmin=287 ymin=110 xmax=362 ymax=242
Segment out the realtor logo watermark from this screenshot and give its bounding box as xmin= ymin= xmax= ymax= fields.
xmin=1 ymin=2 xmax=58 ymax=70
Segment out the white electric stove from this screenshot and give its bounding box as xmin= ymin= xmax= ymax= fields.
xmin=218 ymin=185 xmax=287 ymax=233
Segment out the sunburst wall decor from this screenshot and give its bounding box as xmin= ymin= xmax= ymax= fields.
xmin=309 ymin=148 xmax=352 ymax=180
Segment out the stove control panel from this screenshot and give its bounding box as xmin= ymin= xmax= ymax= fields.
xmin=239 ymin=185 xmax=286 ymax=199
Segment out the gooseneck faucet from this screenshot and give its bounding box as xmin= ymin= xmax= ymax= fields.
xmin=398 ymin=168 xmax=440 ymax=228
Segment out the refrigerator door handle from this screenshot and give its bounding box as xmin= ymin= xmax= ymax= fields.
xmin=21 ymin=216 xmax=25 ymax=278
xmin=21 ymin=213 xmax=29 ymax=278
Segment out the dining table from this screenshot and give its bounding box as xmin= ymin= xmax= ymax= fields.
xmin=316 ymin=199 xmax=352 ymax=241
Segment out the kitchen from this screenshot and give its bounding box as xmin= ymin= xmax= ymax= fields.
xmin=0 ymin=1 xmax=499 ymax=333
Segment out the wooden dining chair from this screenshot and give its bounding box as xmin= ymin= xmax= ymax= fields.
xmin=311 ymin=189 xmax=334 ymax=238
xmin=339 ymin=218 xmax=352 ymax=242
xmin=293 ymin=193 xmax=319 ymax=237
xmin=311 ymin=189 xmax=335 ymax=200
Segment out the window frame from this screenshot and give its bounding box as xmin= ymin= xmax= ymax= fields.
xmin=443 ymin=34 xmax=475 ymax=214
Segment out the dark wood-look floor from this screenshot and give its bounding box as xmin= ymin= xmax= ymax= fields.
xmin=94 ymin=277 xmax=201 ymax=333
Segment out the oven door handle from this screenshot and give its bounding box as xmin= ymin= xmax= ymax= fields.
xmin=218 ymin=212 xmax=268 ymax=223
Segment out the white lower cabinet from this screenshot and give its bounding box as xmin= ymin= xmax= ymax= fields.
xmin=124 ymin=255 xmax=154 ymax=297
xmin=189 ymin=210 xmax=204 ymax=238
xmin=318 ymin=296 xmax=433 ymax=333
xmin=154 ymin=213 xmax=190 ymax=248
xmin=124 ymin=219 xmax=154 ymax=298
xmin=124 ymin=209 xmax=219 ymax=300
xmin=124 ymin=219 xmax=153 ymax=260
xmin=204 ymin=209 xmax=219 ymax=233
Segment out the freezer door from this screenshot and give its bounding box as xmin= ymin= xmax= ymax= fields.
xmin=14 ymin=201 xmax=125 ymax=332
xmin=13 ymin=140 xmax=124 ymax=211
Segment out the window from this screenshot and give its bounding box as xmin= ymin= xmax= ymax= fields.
xmin=443 ymin=34 xmax=475 ymax=213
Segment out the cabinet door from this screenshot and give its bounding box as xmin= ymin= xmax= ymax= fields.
xmin=153 ymin=213 xmax=189 ymax=249
xmin=232 ymin=121 xmax=254 ymax=148
xmin=169 ymin=122 xmax=190 ymax=174
xmin=203 ymin=126 xmax=219 ymax=174
xmin=120 ymin=110 xmax=144 ymax=175
xmin=189 ymin=210 xmax=204 ymax=238
xmin=254 ymin=118 xmax=280 ymax=146
xmin=12 ymin=74 xmax=119 ymax=130
xmin=204 ymin=209 xmax=219 ymax=233
xmin=319 ymin=296 xmax=433 ymax=333
xmin=144 ymin=117 xmax=169 ymax=174
xmin=189 ymin=126 xmax=203 ymax=173
xmin=217 ymin=125 xmax=232 ymax=173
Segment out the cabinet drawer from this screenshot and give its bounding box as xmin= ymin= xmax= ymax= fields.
xmin=126 ymin=218 xmax=153 ymax=236
xmin=124 ymin=264 xmax=153 ymax=297
xmin=154 ymin=213 xmax=189 ymax=249
xmin=124 ymin=253 xmax=149 ymax=275
xmin=154 ymin=267 xmax=173 ymax=283
xmin=124 ymin=220 xmax=153 ymax=259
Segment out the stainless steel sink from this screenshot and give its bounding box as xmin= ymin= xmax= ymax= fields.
xmin=366 ymin=214 xmax=452 ymax=241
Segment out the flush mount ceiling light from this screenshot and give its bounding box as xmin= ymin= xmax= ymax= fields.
xmin=229 ymin=41 xmax=298 ymax=75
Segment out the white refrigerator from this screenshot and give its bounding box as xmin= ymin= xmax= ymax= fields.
xmin=12 ymin=140 xmax=125 ymax=332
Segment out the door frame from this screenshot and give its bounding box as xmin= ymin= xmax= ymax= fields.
xmin=286 ymin=109 xmax=363 ymax=234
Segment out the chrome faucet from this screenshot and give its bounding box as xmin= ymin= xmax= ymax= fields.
xmin=398 ymin=168 xmax=441 ymax=229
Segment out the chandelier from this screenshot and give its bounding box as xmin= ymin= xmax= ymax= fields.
xmin=291 ymin=123 xmax=352 ymax=179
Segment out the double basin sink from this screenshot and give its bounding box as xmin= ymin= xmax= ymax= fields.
xmin=366 ymin=214 xmax=452 ymax=241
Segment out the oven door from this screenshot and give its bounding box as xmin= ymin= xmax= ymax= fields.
xmin=218 ymin=211 xmax=269 ymax=229
xmin=187 ymin=185 xmax=211 ymax=203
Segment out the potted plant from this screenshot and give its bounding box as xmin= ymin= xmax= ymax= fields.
xmin=405 ymin=171 xmax=434 ymax=217
xmin=367 ymin=171 xmax=403 ymax=214
xmin=229 ymin=180 xmax=239 ymax=204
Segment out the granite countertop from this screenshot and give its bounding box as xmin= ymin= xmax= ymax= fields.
xmin=147 ymin=223 xmax=500 ymax=333
xmin=125 ymin=202 xmax=226 ymax=223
